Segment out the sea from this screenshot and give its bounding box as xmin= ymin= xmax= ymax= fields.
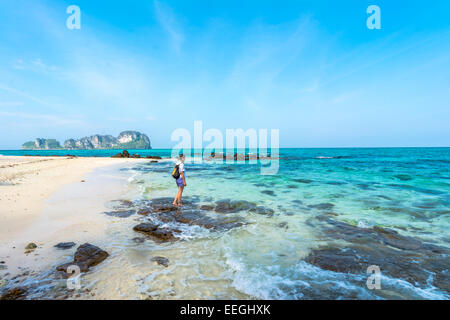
xmin=1 ymin=148 xmax=449 ymax=299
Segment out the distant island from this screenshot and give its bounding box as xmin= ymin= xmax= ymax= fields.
xmin=22 ymin=130 xmax=151 ymax=150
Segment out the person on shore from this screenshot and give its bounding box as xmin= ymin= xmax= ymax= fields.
xmin=172 ymin=154 xmax=186 ymax=207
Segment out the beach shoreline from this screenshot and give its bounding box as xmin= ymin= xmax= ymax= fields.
xmin=0 ymin=156 xmax=148 ymax=278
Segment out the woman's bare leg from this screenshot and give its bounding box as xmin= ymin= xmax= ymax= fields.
xmin=177 ymin=186 xmax=184 ymax=206
xmin=173 ymin=186 xmax=183 ymax=206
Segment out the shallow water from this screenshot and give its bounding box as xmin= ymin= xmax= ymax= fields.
xmin=2 ymin=148 xmax=449 ymax=299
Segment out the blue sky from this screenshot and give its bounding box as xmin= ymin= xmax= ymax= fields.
xmin=0 ymin=0 xmax=449 ymax=148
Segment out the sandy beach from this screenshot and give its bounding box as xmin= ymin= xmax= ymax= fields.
xmin=0 ymin=156 xmax=147 ymax=277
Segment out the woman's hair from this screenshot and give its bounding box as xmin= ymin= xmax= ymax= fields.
xmin=179 ymin=154 xmax=185 ymax=159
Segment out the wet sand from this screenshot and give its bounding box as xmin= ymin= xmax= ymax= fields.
xmin=0 ymin=156 xmax=147 ymax=277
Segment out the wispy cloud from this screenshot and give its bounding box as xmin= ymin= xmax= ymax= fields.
xmin=0 ymin=83 xmax=65 ymax=111
xmin=154 ymin=0 xmax=184 ymax=54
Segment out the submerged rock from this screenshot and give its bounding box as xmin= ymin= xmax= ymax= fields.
xmin=133 ymin=223 xmax=158 ymax=233
xmin=293 ymin=179 xmax=313 ymax=184
xmin=157 ymin=209 xmax=245 ymax=231
xmin=151 ymin=256 xmax=169 ymax=267
xmin=132 ymin=237 xmax=146 ymax=244
xmin=54 ymin=242 xmax=76 ymax=250
xmin=0 ymin=287 xmax=27 ymax=300
xmin=261 ymin=190 xmax=276 ymax=196
xmin=305 ymin=216 xmax=450 ymax=292
xmin=199 ymin=205 xmax=215 ymax=211
xmin=249 ymin=206 xmax=274 ymax=216
xmin=133 ymin=223 xmax=179 ymax=242
xmin=56 ymin=243 xmax=109 ymax=274
xmin=104 ymin=210 xmax=136 ymax=218
xmin=308 ymin=203 xmax=335 ymax=210
xmin=214 ymin=199 xmax=256 ymax=213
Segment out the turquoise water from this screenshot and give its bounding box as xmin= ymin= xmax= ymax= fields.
xmin=3 ymin=148 xmax=449 ymax=299
xmin=115 ymin=148 xmax=449 ymax=299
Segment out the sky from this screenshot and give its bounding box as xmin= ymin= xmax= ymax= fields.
xmin=0 ymin=0 xmax=449 ymax=149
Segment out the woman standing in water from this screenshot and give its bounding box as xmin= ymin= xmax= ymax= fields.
xmin=173 ymin=154 xmax=186 ymax=207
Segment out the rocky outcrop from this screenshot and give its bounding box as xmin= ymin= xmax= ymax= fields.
xmin=304 ymin=216 xmax=450 ymax=293
xmin=133 ymin=223 xmax=180 ymax=242
xmin=64 ymin=131 xmax=151 ymax=150
xmin=133 ymin=197 xmax=247 ymax=231
xmin=117 ymin=131 xmax=151 ymax=149
xmin=22 ymin=130 xmax=151 ymax=150
xmin=56 ymin=243 xmax=109 ymax=274
xmin=0 ymin=287 xmax=27 ymax=300
xmin=64 ymin=135 xmax=117 ymax=149
xmin=22 ymin=139 xmax=62 ymax=150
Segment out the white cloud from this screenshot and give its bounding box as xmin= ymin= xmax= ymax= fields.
xmin=154 ymin=0 xmax=184 ymax=54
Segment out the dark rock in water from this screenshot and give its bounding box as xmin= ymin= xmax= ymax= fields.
xmin=133 ymin=223 xmax=158 ymax=233
xmin=278 ymin=222 xmax=288 ymax=229
xmin=122 ymin=150 xmax=130 ymax=158
xmin=291 ymin=199 xmax=303 ymax=205
xmin=200 ymin=205 xmax=215 ymax=211
xmin=326 ymin=181 xmax=346 ymax=186
xmin=104 ymin=210 xmax=136 ymax=218
xmin=293 ymin=179 xmax=313 ymax=184
xmin=151 ymin=256 xmax=169 ymax=267
xmin=308 ymin=203 xmax=335 ymax=210
xmin=214 ymin=199 xmax=256 ymax=213
xmin=0 ymin=287 xmax=27 ymax=300
xmin=372 ymin=226 xmax=424 ymax=251
xmin=152 ymin=205 xmax=179 ymax=213
xmin=56 ymin=243 xmax=109 ymax=274
xmin=287 ymin=185 xmax=298 ymax=189
xmin=150 ymin=160 xmax=158 ymax=163
xmin=54 ymin=242 xmax=76 ymax=250
xmin=133 ymin=223 xmax=179 ymax=242
xmin=157 ymin=209 xmax=245 ymax=231
xmin=261 ymin=190 xmax=276 ymax=196
xmin=395 ymin=174 xmax=413 ymax=181
xmin=305 ymin=248 xmax=367 ymax=274
xmin=214 ymin=200 xmax=232 ymax=213
xmin=356 ymin=183 xmax=372 ymax=190
xmin=249 ymin=206 xmax=274 ymax=216
xmin=110 ymin=199 xmax=134 ymax=209
xmin=132 ymin=237 xmax=146 ymax=244
xmin=377 ymin=195 xmax=392 ymax=200
xmin=137 ymin=208 xmax=151 ymax=216
xmin=146 ymin=228 xmax=178 ymax=242
xmin=254 ymin=183 xmax=268 ymax=187
xmin=305 ymin=216 xmax=450 ymax=292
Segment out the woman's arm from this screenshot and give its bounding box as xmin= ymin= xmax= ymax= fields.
xmin=181 ymin=171 xmax=186 ymax=186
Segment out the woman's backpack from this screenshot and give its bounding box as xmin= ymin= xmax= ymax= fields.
xmin=172 ymin=164 xmax=180 ymax=179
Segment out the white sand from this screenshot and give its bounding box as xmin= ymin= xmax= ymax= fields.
xmin=0 ymin=156 xmax=147 ymax=276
